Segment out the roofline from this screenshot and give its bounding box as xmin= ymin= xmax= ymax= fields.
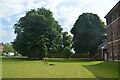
xmin=104 ymin=1 xmax=120 ymax=18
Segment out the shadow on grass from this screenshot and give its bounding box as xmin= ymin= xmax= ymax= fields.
xmin=1 ymin=78 xmax=119 ymax=80
xmin=83 ymin=61 xmax=119 ymax=80
xmin=47 ymin=58 xmax=90 ymax=63
xmin=2 ymin=57 xmax=90 ymax=63
xmin=2 ymin=57 xmax=43 ymax=62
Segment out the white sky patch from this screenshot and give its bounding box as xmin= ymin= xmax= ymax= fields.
xmin=0 ymin=0 xmax=26 ymax=19
xmin=0 ymin=0 xmax=46 ymax=19
xmin=0 ymin=24 xmax=16 ymax=43
xmin=0 ymin=0 xmax=119 ymax=43
xmin=17 ymin=14 xmax=26 ymax=19
xmin=24 ymin=0 xmax=46 ymax=10
xmin=6 ymin=17 xmax=11 ymax=22
xmin=42 ymin=0 xmax=118 ymax=32
xmin=54 ymin=6 xmax=82 ymax=32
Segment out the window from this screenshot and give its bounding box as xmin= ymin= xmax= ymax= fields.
xmin=110 ymin=52 xmax=112 ymax=57
xmin=114 ymin=46 xmax=117 ymax=57
xmin=111 ymin=33 xmax=115 ymax=40
xmin=109 ymin=47 xmax=113 ymax=57
xmin=118 ymin=26 xmax=120 ymax=39
xmin=111 ymin=15 xmax=115 ymax=22
xmin=117 ymin=31 xmax=119 ymax=39
xmin=116 ymin=12 xmax=119 ymax=18
xmin=111 ymin=12 xmax=117 ymax=22
xmin=107 ymin=17 xmax=112 ymax=25
xmin=118 ymin=8 xmax=120 ymax=17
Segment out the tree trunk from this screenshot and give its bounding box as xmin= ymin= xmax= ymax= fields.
xmin=89 ymin=53 xmax=94 ymax=58
xmin=39 ymin=57 xmax=43 ymax=60
xmin=27 ymin=53 xmax=31 ymax=59
xmin=39 ymin=53 xmax=44 ymax=60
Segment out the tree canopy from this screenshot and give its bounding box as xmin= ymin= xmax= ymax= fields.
xmin=13 ymin=8 xmax=62 ymax=59
xmin=61 ymin=32 xmax=73 ymax=58
xmin=3 ymin=43 xmax=15 ymax=53
xmin=71 ymin=13 xmax=106 ymax=56
xmin=12 ymin=8 xmax=106 ymax=59
xmin=62 ymin=32 xmax=72 ymax=48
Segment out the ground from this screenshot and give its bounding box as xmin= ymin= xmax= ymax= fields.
xmin=1 ymin=57 xmax=119 ymax=79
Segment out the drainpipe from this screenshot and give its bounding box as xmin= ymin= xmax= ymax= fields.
xmin=102 ymin=47 xmax=104 ymax=60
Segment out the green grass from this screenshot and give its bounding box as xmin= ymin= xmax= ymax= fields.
xmin=84 ymin=61 xmax=119 ymax=78
xmin=0 ymin=57 xmax=2 ymax=79
xmin=2 ymin=57 xmax=119 ymax=79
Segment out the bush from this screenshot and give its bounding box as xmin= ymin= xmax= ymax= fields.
xmin=0 ymin=52 xmax=5 ymax=56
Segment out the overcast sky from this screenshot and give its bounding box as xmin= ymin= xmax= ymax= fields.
xmin=0 ymin=0 xmax=118 ymax=43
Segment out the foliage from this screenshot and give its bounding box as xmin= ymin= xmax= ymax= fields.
xmin=71 ymin=13 xmax=106 ymax=57
xmin=13 ymin=7 xmax=62 ymax=59
xmin=63 ymin=47 xmax=73 ymax=59
xmin=3 ymin=43 xmax=15 ymax=53
xmin=48 ymin=31 xmax=73 ymax=56
xmin=62 ymin=32 xmax=72 ymax=48
xmin=61 ymin=32 xmax=73 ymax=58
xmin=0 ymin=52 xmax=4 ymax=56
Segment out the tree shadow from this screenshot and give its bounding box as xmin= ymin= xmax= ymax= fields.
xmin=2 ymin=57 xmax=43 ymax=62
xmin=2 ymin=57 xmax=91 ymax=63
xmin=83 ymin=61 xmax=119 ymax=80
xmin=47 ymin=58 xmax=90 ymax=63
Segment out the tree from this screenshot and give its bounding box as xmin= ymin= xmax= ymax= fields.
xmin=71 ymin=13 xmax=106 ymax=57
xmin=61 ymin=32 xmax=73 ymax=58
xmin=3 ymin=43 xmax=15 ymax=53
xmin=62 ymin=32 xmax=72 ymax=48
xmin=63 ymin=47 xmax=73 ymax=59
xmin=13 ymin=8 xmax=62 ymax=59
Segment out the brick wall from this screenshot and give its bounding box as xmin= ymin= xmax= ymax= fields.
xmin=0 ymin=43 xmax=4 ymax=52
xmin=105 ymin=1 xmax=120 ymax=61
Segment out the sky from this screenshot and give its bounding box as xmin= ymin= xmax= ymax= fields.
xmin=0 ymin=0 xmax=119 ymax=43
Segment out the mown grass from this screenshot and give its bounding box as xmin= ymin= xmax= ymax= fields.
xmin=2 ymin=57 xmax=119 ymax=79
xmin=0 ymin=57 xmax=2 ymax=79
xmin=84 ymin=61 xmax=119 ymax=78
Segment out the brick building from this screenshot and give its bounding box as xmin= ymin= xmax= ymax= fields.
xmin=105 ymin=1 xmax=120 ymax=61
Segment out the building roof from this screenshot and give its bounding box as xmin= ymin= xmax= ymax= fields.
xmin=105 ymin=1 xmax=120 ymax=18
xmin=0 ymin=42 xmax=4 ymax=46
xmin=98 ymin=40 xmax=108 ymax=50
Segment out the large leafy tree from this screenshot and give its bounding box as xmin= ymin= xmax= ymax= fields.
xmin=13 ymin=8 xmax=62 ymax=59
xmin=71 ymin=13 xmax=106 ymax=57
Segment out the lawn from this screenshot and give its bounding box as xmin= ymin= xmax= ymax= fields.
xmin=1 ymin=57 xmax=119 ymax=79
